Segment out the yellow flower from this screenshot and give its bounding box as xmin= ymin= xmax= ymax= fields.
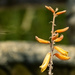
xmin=54 ymin=53 xmax=70 ymax=60
xmin=52 ymin=33 xmax=59 ymax=40
xmin=35 ymin=36 xmax=50 ymax=44
xmin=56 ymin=10 xmax=66 ymax=15
xmin=54 ymin=35 xmax=64 ymax=42
xmin=45 ymin=5 xmax=55 ymax=13
xmin=54 ymin=46 xmax=68 ymax=56
xmin=40 ymin=53 xmax=51 ymax=72
xmin=55 ymin=27 xmax=69 ymax=33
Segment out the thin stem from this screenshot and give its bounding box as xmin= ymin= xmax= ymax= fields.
xmin=48 ymin=12 xmax=56 ymax=75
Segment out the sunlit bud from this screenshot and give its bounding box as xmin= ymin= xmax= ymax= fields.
xmin=55 ymin=8 xmax=58 ymax=12
xmin=54 ymin=46 xmax=68 ymax=56
xmin=54 ymin=35 xmax=64 ymax=42
xmin=41 ymin=53 xmax=50 ymax=66
xmin=35 ymin=36 xmax=50 ymax=44
xmin=45 ymin=5 xmax=55 ymax=13
xmin=54 ymin=53 xmax=70 ymax=60
xmin=40 ymin=53 xmax=51 ymax=72
xmin=52 ymin=33 xmax=59 ymax=40
xmin=55 ymin=27 xmax=69 ymax=33
xmin=56 ymin=10 xmax=66 ymax=15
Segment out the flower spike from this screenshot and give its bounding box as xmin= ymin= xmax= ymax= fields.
xmin=54 ymin=53 xmax=70 ymax=60
xmin=40 ymin=53 xmax=51 ymax=72
xmin=45 ymin=5 xmax=55 ymax=13
xmin=35 ymin=36 xmax=50 ymax=44
xmin=54 ymin=46 xmax=68 ymax=56
xmin=35 ymin=6 xmax=70 ymax=74
xmin=54 ymin=34 xmax=64 ymax=42
xmin=55 ymin=27 xmax=69 ymax=33
xmin=56 ymin=10 xmax=66 ymax=15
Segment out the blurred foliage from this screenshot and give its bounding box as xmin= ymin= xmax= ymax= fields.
xmin=11 ymin=64 xmax=32 ymax=75
xmin=0 ymin=5 xmax=69 ymax=44
xmin=0 ymin=69 xmax=7 ymax=75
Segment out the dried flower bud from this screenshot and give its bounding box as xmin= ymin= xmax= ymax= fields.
xmin=45 ymin=5 xmax=55 ymax=13
xmin=52 ymin=33 xmax=59 ymax=40
xmin=55 ymin=27 xmax=69 ymax=33
xmin=56 ymin=10 xmax=66 ymax=15
xmin=54 ymin=53 xmax=70 ymax=60
xmin=54 ymin=46 xmax=68 ymax=56
xmin=40 ymin=53 xmax=51 ymax=72
xmin=54 ymin=35 xmax=64 ymax=42
xmin=35 ymin=36 xmax=50 ymax=44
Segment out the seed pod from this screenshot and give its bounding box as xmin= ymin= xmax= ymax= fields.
xmin=55 ymin=27 xmax=69 ymax=33
xmin=54 ymin=53 xmax=70 ymax=60
xmin=54 ymin=35 xmax=64 ymax=42
xmin=40 ymin=53 xmax=51 ymax=72
xmin=56 ymin=10 xmax=66 ymax=15
xmin=35 ymin=36 xmax=50 ymax=44
xmin=54 ymin=46 xmax=68 ymax=56
xmin=52 ymin=33 xmax=59 ymax=40
xmin=45 ymin=5 xmax=55 ymax=13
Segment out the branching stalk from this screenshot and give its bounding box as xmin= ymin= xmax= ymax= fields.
xmin=36 ymin=5 xmax=69 ymax=75
xmin=48 ymin=12 xmax=56 ymax=75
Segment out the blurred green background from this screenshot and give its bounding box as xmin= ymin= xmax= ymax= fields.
xmin=0 ymin=4 xmax=69 ymax=44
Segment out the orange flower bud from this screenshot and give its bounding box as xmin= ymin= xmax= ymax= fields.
xmin=54 ymin=46 xmax=68 ymax=56
xmin=35 ymin=36 xmax=50 ymax=44
xmin=55 ymin=27 xmax=69 ymax=33
xmin=45 ymin=5 xmax=55 ymax=13
xmin=40 ymin=53 xmax=51 ymax=72
xmin=56 ymin=10 xmax=66 ymax=15
xmin=54 ymin=35 xmax=64 ymax=42
xmin=54 ymin=53 xmax=70 ymax=60
xmin=52 ymin=33 xmax=59 ymax=40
